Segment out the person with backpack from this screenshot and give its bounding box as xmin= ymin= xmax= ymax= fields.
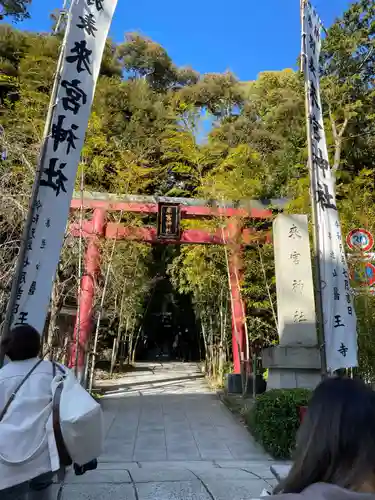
xmin=0 ymin=322 xmax=104 ymax=499
xmin=0 ymin=324 xmax=62 ymax=498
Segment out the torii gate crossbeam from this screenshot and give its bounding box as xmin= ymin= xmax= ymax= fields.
xmin=67 ymin=193 xmax=284 ymax=378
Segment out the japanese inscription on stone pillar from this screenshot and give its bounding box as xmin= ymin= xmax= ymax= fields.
xmin=273 ymin=214 xmax=317 ymax=346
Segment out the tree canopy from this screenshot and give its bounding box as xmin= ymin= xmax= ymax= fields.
xmin=0 ymin=0 xmax=31 ymax=21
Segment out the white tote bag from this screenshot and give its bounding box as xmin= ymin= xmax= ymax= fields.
xmin=52 ymin=367 xmax=104 ymax=466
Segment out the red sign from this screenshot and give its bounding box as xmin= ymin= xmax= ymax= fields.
xmin=346 ymin=228 xmax=374 ymax=252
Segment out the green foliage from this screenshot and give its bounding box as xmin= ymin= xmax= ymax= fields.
xmin=116 ymin=33 xmax=199 ymax=92
xmin=338 ymin=169 xmax=375 ymax=382
xmin=321 ymin=0 xmax=375 ymax=177
xmin=177 ymin=72 xmax=243 ymax=118
xmin=247 ymin=389 xmax=312 ymax=459
xmin=242 ymin=244 xmax=277 ymax=349
xmin=168 ymin=244 xmax=231 ymax=378
xmin=0 ymin=0 xmax=31 ymax=21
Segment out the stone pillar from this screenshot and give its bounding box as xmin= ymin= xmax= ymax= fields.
xmin=262 ymin=214 xmax=321 ymax=390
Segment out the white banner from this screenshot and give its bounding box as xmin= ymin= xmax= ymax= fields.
xmin=10 ymin=0 xmax=118 ymax=332
xmin=302 ymin=2 xmax=357 ymax=371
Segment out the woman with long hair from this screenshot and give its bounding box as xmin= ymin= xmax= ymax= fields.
xmin=272 ymin=377 xmax=375 ymax=499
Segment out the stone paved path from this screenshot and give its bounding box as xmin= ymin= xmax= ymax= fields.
xmin=58 ymin=362 xmax=284 ymax=499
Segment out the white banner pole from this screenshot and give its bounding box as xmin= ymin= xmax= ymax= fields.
xmin=1 ymin=0 xmax=118 ymax=366
xmin=0 ymin=7 xmax=72 ymax=367
xmin=301 ymin=1 xmax=358 ymax=372
xmin=300 ymin=0 xmax=328 ymax=376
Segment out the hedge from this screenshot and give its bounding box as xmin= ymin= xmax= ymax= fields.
xmin=246 ymin=388 xmax=312 ymax=459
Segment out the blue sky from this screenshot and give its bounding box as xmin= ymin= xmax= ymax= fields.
xmin=15 ymin=0 xmax=353 ymax=82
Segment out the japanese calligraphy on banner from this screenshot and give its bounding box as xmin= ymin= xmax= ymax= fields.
xmin=10 ymin=0 xmax=118 ymax=332
xmin=302 ymin=1 xmax=357 ymax=371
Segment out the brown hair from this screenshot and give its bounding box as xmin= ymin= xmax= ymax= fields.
xmin=275 ymin=377 xmax=375 ymax=494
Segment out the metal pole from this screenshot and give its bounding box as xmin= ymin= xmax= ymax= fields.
xmin=74 ymin=167 xmax=85 ymax=379
xmin=0 ymin=7 xmax=72 ymax=367
xmin=252 ymin=354 xmax=257 ymax=399
xmin=300 ymin=0 xmax=328 ymax=376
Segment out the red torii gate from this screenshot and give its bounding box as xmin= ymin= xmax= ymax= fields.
xmin=67 ymin=192 xmax=281 ymax=376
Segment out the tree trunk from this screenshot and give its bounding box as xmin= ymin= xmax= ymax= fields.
xmin=201 ymin=318 xmax=208 ymax=373
xmin=110 ymin=337 xmax=117 ymax=377
xmin=131 ymin=327 xmax=142 ymax=364
xmin=46 ymin=281 xmax=60 ymax=360
xmin=110 ymin=279 xmax=128 ymax=375
xmin=329 ymin=109 xmax=349 ymax=193
xmin=209 ymin=315 xmax=214 ymax=377
xmin=218 ymin=294 xmax=227 ymax=378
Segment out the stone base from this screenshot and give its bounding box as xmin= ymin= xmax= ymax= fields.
xmin=266 ymin=368 xmax=321 ymax=390
xmin=262 ymin=345 xmax=322 ymax=390
xmin=225 ymin=373 xmax=267 ymax=395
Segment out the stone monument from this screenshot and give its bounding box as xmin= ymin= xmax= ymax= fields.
xmin=262 ymin=214 xmax=322 ymax=390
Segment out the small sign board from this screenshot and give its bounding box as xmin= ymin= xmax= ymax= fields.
xmin=346 ymin=228 xmax=374 ymax=252
xmin=352 ymin=262 xmax=375 ymax=287
xmin=157 ymin=203 xmax=180 ymax=240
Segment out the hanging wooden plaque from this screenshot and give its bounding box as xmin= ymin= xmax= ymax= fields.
xmin=157 ymin=203 xmax=180 ymax=240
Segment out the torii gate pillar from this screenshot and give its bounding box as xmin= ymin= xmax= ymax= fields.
xmin=227 ymin=221 xmax=247 ymax=374
xmin=69 ymin=208 xmax=106 ymax=380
